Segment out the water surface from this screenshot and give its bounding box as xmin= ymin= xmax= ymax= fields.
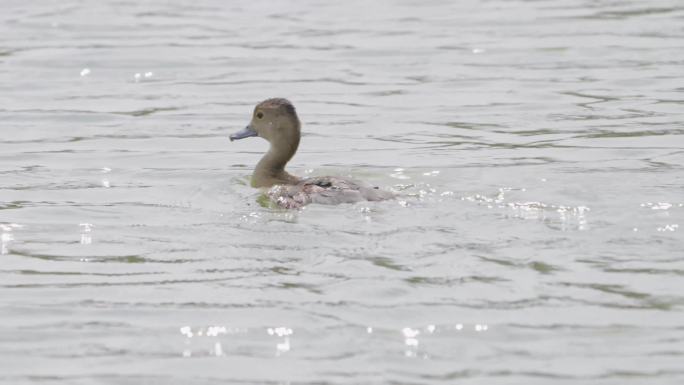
xmin=1 ymin=0 xmax=683 ymax=384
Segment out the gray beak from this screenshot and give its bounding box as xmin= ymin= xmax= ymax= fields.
xmin=229 ymin=124 xmax=258 ymax=141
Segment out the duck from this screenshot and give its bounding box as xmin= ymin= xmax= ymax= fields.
xmin=230 ymin=98 xmax=394 ymax=208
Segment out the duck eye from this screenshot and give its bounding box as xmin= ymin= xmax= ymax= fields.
xmin=256 ymin=112 xmax=264 ymax=119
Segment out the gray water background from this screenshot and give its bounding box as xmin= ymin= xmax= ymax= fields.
xmin=1 ymin=0 xmax=683 ymax=384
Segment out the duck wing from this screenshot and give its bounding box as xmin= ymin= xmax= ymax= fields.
xmin=307 ymin=176 xmax=394 ymax=203
xmin=267 ymin=176 xmax=394 ymax=208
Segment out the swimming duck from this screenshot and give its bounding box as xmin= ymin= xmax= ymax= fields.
xmin=230 ymin=98 xmax=394 ymax=208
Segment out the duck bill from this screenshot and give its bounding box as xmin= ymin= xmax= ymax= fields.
xmin=229 ymin=124 xmax=258 ymax=141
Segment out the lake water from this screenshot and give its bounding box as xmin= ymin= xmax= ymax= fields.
xmin=1 ymin=0 xmax=683 ymax=384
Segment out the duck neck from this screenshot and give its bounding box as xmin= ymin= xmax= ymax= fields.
xmin=252 ymin=138 xmax=300 ymax=188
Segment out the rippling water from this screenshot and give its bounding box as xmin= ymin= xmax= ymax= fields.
xmin=1 ymin=0 xmax=683 ymax=384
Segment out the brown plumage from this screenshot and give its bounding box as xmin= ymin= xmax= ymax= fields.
xmin=230 ymin=98 xmax=394 ymax=208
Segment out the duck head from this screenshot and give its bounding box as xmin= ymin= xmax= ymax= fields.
xmin=230 ymin=98 xmax=301 ymax=147
xmin=230 ymin=98 xmax=302 ymax=188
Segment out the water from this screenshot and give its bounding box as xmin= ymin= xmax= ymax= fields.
xmin=1 ymin=0 xmax=683 ymax=383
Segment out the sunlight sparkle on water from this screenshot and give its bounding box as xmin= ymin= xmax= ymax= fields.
xmin=1 ymin=232 xmax=13 ymax=255
xmin=214 ymin=342 xmax=223 ymax=357
xmin=641 ymin=202 xmax=675 ymax=210
xmin=657 ymin=224 xmax=678 ymax=232
xmin=79 ymin=223 xmax=93 ymax=245
xmin=402 ymin=327 xmax=420 ymax=346
xmin=390 ymin=168 xmax=410 ymax=180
